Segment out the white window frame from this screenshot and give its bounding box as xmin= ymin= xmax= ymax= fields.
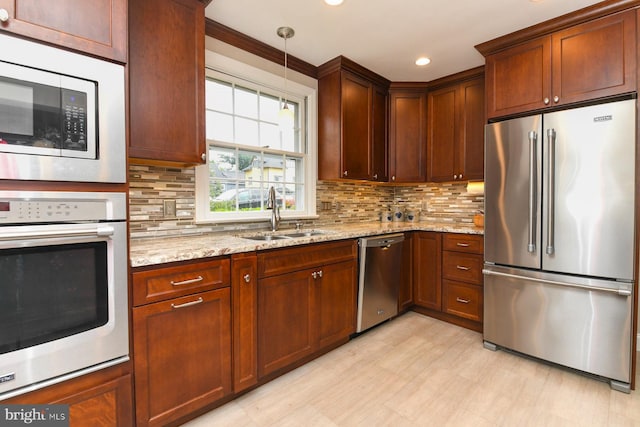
xmin=196 ymin=50 xmax=317 ymax=224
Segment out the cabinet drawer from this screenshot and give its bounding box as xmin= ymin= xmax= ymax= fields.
xmin=442 ymin=233 xmax=483 ymax=254
xmin=132 ymin=258 xmax=230 ymax=306
xmin=443 ymin=280 xmax=482 ymax=322
xmin=442 ymin=251 xmax=483 ymax=284
xmin=258 ymin=240 xmax=357 ymax=278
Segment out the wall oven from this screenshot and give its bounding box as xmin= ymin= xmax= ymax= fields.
xmin=0 ymin=32 xmax=125 ymax=183
xmin=0 ymin=191 xmax=128 ymax=400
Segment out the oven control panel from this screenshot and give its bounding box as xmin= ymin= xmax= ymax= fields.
xmin=0 ymin=199 xmax=108 ymax=223
xmin=0 ymin=191 xmax=127 ymax=224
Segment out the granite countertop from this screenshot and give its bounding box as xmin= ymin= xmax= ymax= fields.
xmin=129 ymin=221 xmax=483 ymax=268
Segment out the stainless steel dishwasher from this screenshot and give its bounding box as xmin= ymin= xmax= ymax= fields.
xmin=356 ymin=233 xmax=405 ymax=333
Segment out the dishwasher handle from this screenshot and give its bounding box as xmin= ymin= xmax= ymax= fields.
xmin=359 ymin=233 xmax=405 ymax=248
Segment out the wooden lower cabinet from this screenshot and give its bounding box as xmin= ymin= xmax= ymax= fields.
xmin=4 ymin=364 xmax=132 ymax=427
xmin=413 ymin=232 xmax=484 ymax=331
xmin=398 ymin=233 xmax=414 ymax=312
xmin=231 ymin=253 xmax=258 ymax=393
xmin=257 ymin=240 xmax=357 ymax=378
xmin=413 ymin=232 xmax=442 ymax=310
xmin=132 ymin=288 xmax=232 ymax=427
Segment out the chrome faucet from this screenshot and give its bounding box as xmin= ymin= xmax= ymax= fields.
xmin=266 ymin=186 xmax=281 ymax=232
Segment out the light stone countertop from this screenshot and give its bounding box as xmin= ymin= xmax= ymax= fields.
xmin=129 ymin=221 xmax=483 ymax=268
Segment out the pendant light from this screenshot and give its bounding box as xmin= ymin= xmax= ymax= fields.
xmin=277 ymin=26 xmax=295 ymax=129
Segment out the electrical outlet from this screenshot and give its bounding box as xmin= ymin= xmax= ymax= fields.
xmin=163 ymin=199 xmax=177 ymax=217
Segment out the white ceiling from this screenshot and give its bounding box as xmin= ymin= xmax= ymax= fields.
xmin=206 ymin=0 xmax=603 ymax=82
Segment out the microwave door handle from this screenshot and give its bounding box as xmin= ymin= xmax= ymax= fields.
xmin=0 ymin=225 xmax=114 ymax=242
xmin=546 ymin=128 xmax=556 ymax=255
xmin=528 ymin=130 xmax=537 ymax=253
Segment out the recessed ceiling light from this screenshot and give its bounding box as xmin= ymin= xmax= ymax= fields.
xmin=415 ymin=57 xmax=431 ymax=66
xmin=324 ymin=0 xmax=344 ymax=5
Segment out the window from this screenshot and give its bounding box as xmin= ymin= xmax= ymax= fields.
xmin=196 ymin=54 xmax=317 ymax=223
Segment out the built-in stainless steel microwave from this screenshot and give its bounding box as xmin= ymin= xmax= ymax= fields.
xmin=0 ymin=33 xmax=125 ymax=183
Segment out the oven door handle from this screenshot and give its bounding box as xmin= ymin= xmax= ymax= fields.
xmin=0 ymin=225 xmax=114 ymax=241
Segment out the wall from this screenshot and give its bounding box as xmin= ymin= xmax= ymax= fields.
xmin=129 ymin=164 xmax=484 ymax=240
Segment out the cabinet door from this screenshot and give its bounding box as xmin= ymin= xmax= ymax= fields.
xmin=0 ymin=0 xmax=126 ymax=62
xmin=5 ymin=365 xmax=133 ymax=427
xmin=371 ymin=85 xmax=388 ymax=182
xmin=341 ymin=71 xmax=372 ymax=180
xmin=231 ymin=253 xmax=258 ymax=393
xmin=427 ymin=86 xmax=457 ymax=182
xmin=128 ymin=0 xmax=206 ymax=166
xmin=485 ymin=36 xmax=551 ymax=119
xmin=552 ymin=10 xmax=636 ymax=106
xmin=398 ymin=233 xmax=414 ymax=312
xmin=315 ymin=260 xmax=357 ymax=349
xmin=133 ymin=289 xmax=232 ymax=427
xmin=389 ymin=91 xmax=427 ymax=182
xmin=458 ymin=77 xmax=485 ymax=181
xmin=258 ymin=270 xmax=315 ymax=377
xmin=413 ymin=232 xmax=442 ymax=310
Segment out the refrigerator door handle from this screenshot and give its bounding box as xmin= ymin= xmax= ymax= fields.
xmin=527 ymin=130 xmax=537 ymax=253
xmin=546 ymin=128 xmax=556 ymax=255
xmin=482 ymin=269 xmax=632 ymax=296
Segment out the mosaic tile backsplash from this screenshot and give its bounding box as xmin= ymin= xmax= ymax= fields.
xmin=129 ymin=165 xmax=484 ymax=240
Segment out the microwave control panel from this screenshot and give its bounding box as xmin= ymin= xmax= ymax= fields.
xmin=0 ymin=199 xmax=108 ymax=224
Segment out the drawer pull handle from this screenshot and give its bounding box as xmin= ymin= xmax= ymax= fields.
xmin=171 ymin=276 xmax=204 ymax=286
xmin=456 ymin=265 xmax=470 ymax=271
xmin=171 ymin=297 xmax=204 ymax=309
xmin=456 ymin=242 xmax=470 ymax=247
xmin=456 ymin=297 xmax=470 ymax=304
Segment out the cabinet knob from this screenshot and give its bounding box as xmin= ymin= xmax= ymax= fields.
xmin=543 ymin=97 xmax=550 ymax=105
xmin=0 ymin=9 xmax=8 ymax=23
xmin=459 ymin=173 xmax=463 ymax=179
xmin=454 ymin=174 xmax=458 ymax=180
xmin=243 ymin=274 xmax=251 ymax=283
xmin=343 ymin=170 xmax=348 ymax=177
xmin=391 ymin=175 xmax=396 ymax=181
xmin=201 ymin=152 xmax=206 ymax=162
xmin=553 ymin=95 xmax=559 ymax=103
xmin=373 ymin=173 xmax=378 ymax=180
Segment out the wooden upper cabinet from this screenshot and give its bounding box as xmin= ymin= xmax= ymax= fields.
xmin=341 ymin=72 xmax=373 ymax=180
xmin=427 ymin=71 xmax=485 ymax=182
xmin=0 ymin=0 xmax=126 ymax=62
xmin=318 ymin=56 xmax=389 ymax=181
xmin=484 ymin=9 xmax=636 ymax=119
xmin=485 ymin=37 xmax=551 ymax=118
xmin=128 ymin=0 xmax=206 ymax=166
xmin=552 ymin=10 xmax=636 ymax=105
xmin=372 ymin=85 xmax=389 ymax=182
xmin=388 ymin=89 xmax=427 ymax=183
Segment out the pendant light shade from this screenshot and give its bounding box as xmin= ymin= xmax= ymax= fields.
xmin=277 ymin=26 xmax=295 ymax=130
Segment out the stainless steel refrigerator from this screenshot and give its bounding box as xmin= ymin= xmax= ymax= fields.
xmin=483 ymin=99 xmax=636 ymax=392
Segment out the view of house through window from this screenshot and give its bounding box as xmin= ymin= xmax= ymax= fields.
xmin=200 ymin=73 xmax=307 ymax=220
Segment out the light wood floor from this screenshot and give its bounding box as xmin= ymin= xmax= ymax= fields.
xmin=184 ymin=312 xmax=640 ymax=426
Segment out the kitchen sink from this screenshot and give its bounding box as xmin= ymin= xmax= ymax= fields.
xmin=283 ymin=231 xmax=325 ymax=238
xmin=239 ymin=230 xmax=328 ymax=241
xmin=241 ymin=234 xmax=291 ymax=241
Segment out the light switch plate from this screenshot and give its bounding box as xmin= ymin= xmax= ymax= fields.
xmin=163 ymin=199 xmax=177 ymax=217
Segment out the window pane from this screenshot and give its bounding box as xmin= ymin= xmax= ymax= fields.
xmin=284 ymin=156 xmax=302 ymax=184
xmin=260 ymin=123 xmax=280 ymax=150
xmin=210 ymin=182 xmax=238 ymax=212
xmin=262 ymin=153 xmax=285 ymax=183
xmin=234 ymin=86 xmax=258 ymax=119
xmin=206 ymin=111 xmax=233 ymax=142
xmin=206 ymin=79 xmax=232 ymax=113
xmin=235 ymin=117 xmax=259 ymax=146
xmin=259 ymin=94 xmax=280 ymax=124
xmin=209 ymin=146 xmax=239 ymax=174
